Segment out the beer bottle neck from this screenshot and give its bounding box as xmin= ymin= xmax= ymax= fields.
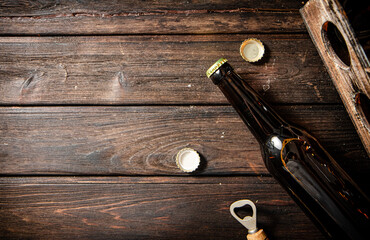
xmin=210 ymin=63 xmax=286 ymax=143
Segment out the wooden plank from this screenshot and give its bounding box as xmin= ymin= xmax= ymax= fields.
xmin=301 ymin=0 xmax=370 ymax=154
xmin=0 ymin=176 xmax=324 ymax=240
xmin=0 ymin=0 xmax=306 ymax=35
xmin=0 ymin=34 xmax=340 ymax=105
xmin=0 ymin=0 xmax=306 ymax=16
xmin=0 ymin=105 xmax=368 ymax=181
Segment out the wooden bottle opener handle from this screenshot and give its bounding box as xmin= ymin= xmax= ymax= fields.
xmin=247 ymin=229 xmax=268 ymax=240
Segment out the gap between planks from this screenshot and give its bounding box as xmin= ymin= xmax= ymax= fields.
xmin=0 ymin=175 xmax=273 ymax=185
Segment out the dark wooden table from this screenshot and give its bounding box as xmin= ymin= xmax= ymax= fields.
xmin=0 ymin=1 xmax=369 ymax=239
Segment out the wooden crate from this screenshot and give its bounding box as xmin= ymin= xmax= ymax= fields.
xmin=301 ymin=0 xmax=370 ymax=154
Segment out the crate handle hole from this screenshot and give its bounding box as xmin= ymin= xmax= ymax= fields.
xmin=322 ymin=21 xmax=351 ymax=67
xmin=355 ymin=92 xmax=370 ymax=130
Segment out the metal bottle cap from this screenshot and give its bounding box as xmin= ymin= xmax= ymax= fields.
xmin=176 ymin=148 xmax=200 ymax=172
xmin=206 ymin=58 xmax=228 ymax=78
xmin=240 ymin=38 xmax=265 ymax=62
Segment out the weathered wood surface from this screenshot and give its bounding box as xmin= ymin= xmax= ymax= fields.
xmin=0 ymin=34 xmax=339 ymax=105
xmin=301 ymin=0 xmax=370 ymax=154
xmin=0 ymin=0 xmax=306 ymax=15
xmin=0 ymin=0 xmax=306 ymax=35
xmin=0 ymin=176 xmax=324 ymax=240
xmin=0 ymin=0 xmax=368 ymax=239
xmin=0 ymin=105 xmax=368 ymax=184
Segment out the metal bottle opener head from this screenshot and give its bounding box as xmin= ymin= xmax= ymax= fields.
xmin=230 ymin=199 xmax=258 ymax=234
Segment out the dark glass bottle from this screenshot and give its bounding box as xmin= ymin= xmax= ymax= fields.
xmin=206 ymin=58 xmax=370 ymax=240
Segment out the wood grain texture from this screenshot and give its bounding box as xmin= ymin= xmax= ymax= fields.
xmin=0 ymin=105 xmax=368 ymax=182
xmin=0 ymin=34 xmax=340 ymax=105
xmin=0 ymin=0 xmax=306 ymax=35
xmin=301 ymin=0 xmax=370 ymax=154
xmin=0 ymin=1 xmax=367 ymax=239
xmin=0 ymin=176 xmax=324 ymax=240
xmin=0 ymin=0 xmax=306 ymax=16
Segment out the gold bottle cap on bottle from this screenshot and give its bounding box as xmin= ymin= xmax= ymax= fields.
xmin=176 ymin=148 xmax=200 ymax=172
xmin=240 ymin=38 xmax=265 ymax=62
xmin=206 ymin=58 xmax=228 ymax=78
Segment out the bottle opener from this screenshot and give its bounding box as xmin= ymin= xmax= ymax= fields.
xmin=230 ymin=200 xmax=268 ymax=240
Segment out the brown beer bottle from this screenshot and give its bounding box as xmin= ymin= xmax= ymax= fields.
xmin=206 ymin=58 xmax=369 ymax=239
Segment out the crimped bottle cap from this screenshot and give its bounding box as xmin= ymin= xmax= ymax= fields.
xmin=176 ymin=148 xmax=200 ymax=172
xmin=206 ymin=58 xmax=228 ymax=78
xmin=240 ymin=38 xmax=265 ymax=62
